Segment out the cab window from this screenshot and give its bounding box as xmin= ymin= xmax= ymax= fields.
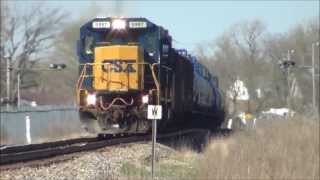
xmin=84 ymin=35 xmax=94 ymax=55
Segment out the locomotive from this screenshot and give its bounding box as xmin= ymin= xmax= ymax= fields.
xmin=76 ymin=17 xmax=224 ymax=134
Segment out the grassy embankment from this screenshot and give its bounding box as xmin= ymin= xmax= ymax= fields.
xmin=120 ymin=116 xmax=319 ymax=180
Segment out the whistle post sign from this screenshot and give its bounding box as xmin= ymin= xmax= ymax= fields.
xmin=147 ymin=105 xmax=162 ymax=120
xmin=147 ymin=104 xmax=162 ymax=179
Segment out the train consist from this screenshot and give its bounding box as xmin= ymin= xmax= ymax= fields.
xmin=76 ymin=17 xmax=224 ymax=134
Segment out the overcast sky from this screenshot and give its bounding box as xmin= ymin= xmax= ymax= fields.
xmin=13 ymin=0 xmax=319 ymax=52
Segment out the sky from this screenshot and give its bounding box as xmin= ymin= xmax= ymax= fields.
xmin=13 ymin=0 xmax=319 ymax=52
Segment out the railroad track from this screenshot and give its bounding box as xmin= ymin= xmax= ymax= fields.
xmin=1 ymin=128 xmax=227 ymax=166
xmin=0 ymin=135 xmax=143 ymax=165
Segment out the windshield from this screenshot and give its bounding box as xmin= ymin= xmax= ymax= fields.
xmin=84 ymin=29 xmax=158 ymax=55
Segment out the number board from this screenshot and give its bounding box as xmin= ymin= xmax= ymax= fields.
xmin=92 ymin=21 xmax=111 ymax=29
xmin=129 ymin=21 xmax=147 ymax=28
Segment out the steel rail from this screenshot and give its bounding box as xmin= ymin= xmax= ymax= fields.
xmin=0 ymin=135 xmax=147 ymax=165
xmin=0 ymin=129 xmax=219 ymax=165
xmin=0 ymin=137 xmax=99 ymax=154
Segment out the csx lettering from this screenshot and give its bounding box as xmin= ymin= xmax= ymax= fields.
xmin=102 ymin=60 xmax=136 ymax=73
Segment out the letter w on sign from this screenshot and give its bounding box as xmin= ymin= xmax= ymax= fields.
xmin=147 ymin=105 xmax=162 ymax=120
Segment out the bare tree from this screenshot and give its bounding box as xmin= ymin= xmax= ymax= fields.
xmin=0 ymin=2 xmax=66 ymax=103
xmin=228 ymin=20 xmax=267 ymax=112
xmin=197 ymin=20 xmax=271 ymax=115
xmin=35 ymin=3 xmax=102 ymax=104
xmin=264 ymin=17 xmax=319 ymax=112
xmin=196 ymin=17 xmax=319 ymax=117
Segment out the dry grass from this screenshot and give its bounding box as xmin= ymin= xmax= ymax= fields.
xmin=118 ymin=116 xmax=319 ymax=180
xmin=197 ymin=117 xmax=319 ymax=180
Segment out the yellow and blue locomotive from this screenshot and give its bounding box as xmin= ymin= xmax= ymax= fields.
xmin=76 ymin=17 xmax=224 ymax=134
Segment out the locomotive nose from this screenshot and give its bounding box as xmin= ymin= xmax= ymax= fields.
xmin=93 ymin=45 xmax=144 ymax=92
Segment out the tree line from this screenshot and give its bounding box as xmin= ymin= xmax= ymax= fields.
xmin=195 ymin=17 xmax=319 ymax=116
xmin=1 ymin=2 xmax=319 ymax=116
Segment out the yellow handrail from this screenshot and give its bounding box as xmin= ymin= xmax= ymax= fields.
xmin=75 ymin=61 xmax=170 ymax=106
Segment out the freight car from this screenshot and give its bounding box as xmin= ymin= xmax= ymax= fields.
xmin=76 ymin=17 xmax=224 ymax=134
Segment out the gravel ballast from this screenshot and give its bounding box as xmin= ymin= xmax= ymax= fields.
xmin=0 ymin=142 xmax=179 ymax=180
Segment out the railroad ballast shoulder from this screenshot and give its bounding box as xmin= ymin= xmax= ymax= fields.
xmin=76 ymin=17 xmax=224 ymax=134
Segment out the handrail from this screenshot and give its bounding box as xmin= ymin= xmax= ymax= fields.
xmin=77 ymin=62 xmax=161 ymax=91
xmin=151 ymin=63 xmax=160 ymax=91
xmin=99 ymin=96 xmax=134 ymax=111
xmin=75 ymin=63 xmax=88 ymax=104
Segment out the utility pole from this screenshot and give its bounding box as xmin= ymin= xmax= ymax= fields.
xmin=312 ymin=42 xmax=319 ymax=111
xmin=6 ymin=56 xmax=11 ymax=111
xmin=17 ymin=71 xmax=21 ymax=108
xmin=287 ymin=50 xmax=294 ymax=118
xmin=279 ymin=50 xmax=295 ymax=118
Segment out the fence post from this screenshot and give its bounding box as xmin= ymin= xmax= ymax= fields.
xmin=25 ymin=115 xmax=32 ymax=144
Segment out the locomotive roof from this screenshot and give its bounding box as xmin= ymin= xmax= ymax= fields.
xmin=176 ymin=49 xmax=217 ymax=78
xmin=80 ymin=17 xmax=163 ymax=31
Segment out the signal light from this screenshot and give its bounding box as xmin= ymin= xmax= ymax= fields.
xmin=49 ymin=63 xmax=66 ymax=70
xmin=49 ymin=64 xmax=57 ymax=69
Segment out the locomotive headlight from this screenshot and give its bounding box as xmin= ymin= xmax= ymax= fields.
xmin=86 ymin=94 xmax=96 ymax=105
xmin=112 ymin=19 xmax=126 ymax=30
xmin=142 ymin=95 xmax=149 ymax=104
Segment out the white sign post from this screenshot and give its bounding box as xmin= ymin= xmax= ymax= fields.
xmin=25 ymin=116 xmax=32 ymax=144
xmin=147 ymin=105 xmax=162 ymax=179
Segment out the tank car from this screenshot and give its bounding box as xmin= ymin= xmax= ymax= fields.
xmin=177 ymin=50 xmax=224 ymax=128
xmin=76 ymin=17 xmax=224 ymax=134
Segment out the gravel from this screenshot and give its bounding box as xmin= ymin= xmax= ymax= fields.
xmin=0 ymin=142 xmax=175 ymax=180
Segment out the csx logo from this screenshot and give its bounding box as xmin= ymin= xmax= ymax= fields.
xmin=101 ymin=60 xmax=136 ymax=73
